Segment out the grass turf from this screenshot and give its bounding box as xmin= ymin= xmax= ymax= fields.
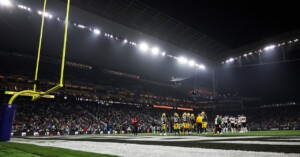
xmin=0 ymin=145 xmax=40 ymax=157
xmin=0 ymin=142 xmax=117 ymax=157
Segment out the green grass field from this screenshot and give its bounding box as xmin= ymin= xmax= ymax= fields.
xmin=0 ymin=142 xmax=116 ymax=157
xmin=1 ymin=130 xmax=299 ymax=156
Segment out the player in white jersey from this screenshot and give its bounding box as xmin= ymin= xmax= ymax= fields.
xmin=240 ymin=114 xmax=247 ymax=132
xmin=234 ymin=117 xmax=239 ymax=132
xmin=229 ymin=116 xmax=236 ymax=133
xmin=222 ymin=115 xmax=229 ymax=133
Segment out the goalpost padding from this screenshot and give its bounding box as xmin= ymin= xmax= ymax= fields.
xmin=0 ymin=104 xmax=16 ymax=141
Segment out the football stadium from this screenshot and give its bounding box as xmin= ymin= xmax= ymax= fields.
xmin=0 ymin=0 xmax=300 ymax=156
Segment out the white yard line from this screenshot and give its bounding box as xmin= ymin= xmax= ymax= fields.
xmin=11 ymin=138 xmax=300 ymax=157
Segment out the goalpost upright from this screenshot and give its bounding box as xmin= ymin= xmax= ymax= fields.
xmin=0 ymin=0 xmax=71 ymax=141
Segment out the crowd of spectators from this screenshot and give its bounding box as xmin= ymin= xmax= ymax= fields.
xmin=0 ymin=52 xmax=299 ymax=136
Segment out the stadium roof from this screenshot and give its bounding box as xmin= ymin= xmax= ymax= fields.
xmin=62 ymin=0 xmax=300 ymax=62
xmin=61 ymin=0 xmax=230 ymax=60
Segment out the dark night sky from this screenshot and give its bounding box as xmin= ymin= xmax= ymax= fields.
xmin=139 ymin=0 xmax=300 ymax=48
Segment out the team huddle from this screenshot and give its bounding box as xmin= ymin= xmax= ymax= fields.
xmin=160 ymin=112 xmax=247 ymax=135
xmin=160 ymin=112 xmax=208 ymax=135
xmin=214 ymin=114 xmax=248 ymax=134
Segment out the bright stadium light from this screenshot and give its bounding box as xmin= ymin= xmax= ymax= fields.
xmin=189 ymin=60 xmax=195 ymax=67
xmin=178 ymin=56 xmax=188 ymax=64
xmin=199 ymin=64 xmax=206 ymax=70
xmin=161 ymin=52 xmax=166 ymax=56
xmin=151 ymin=47 xmax=159 ymax=55
xmin=37 ymin=10 xmax=53 ymax=19
xmin=243 ymin=54 xmax=248 ymax=57
xmin=264 ymin=45 xmax=275 ymax=51
xmin=139 ymin=42 xmax=149 ymax=52
xmin=0 ymin=0 xmax=12 ymax=7
xmin=93 ymin=29 xmax=100 ymax=35
xmin=294 ymin=39 xmax=299 ymax=42
xmin=123 ymin=39 xmax=128 ymax=43
xmin=18 ymin=4 xmax=31 ymax=11
xmin=78 ymin=24 xmax=85 ymax=29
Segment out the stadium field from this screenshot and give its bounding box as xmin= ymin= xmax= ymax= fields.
xmin=3 ymin=130 xmax=300 ymax=157
xmin=0 ymin=142 xmax=116 ymax=157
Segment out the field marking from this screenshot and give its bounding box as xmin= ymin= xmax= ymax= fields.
xmin=10 ymin=138 xmax=300 ymax=157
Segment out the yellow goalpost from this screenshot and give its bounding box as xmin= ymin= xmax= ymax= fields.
xmin=8 ymin=0 xmax=70 ymax=105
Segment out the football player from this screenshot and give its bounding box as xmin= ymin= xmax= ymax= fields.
xmin=182 ymin=112 xmax=189 ymax=135
xmin=173 ymin=113 xmax=180 ymax=135
xmin=160 ymin=113 xmax=167 ymax=136
xmin=189 ymin=113 xmax=196 ymax=134
xmin=201 ymin=111 xmax=208 ymax=134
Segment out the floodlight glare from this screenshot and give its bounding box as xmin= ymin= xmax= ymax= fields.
xmin=162 ymin=52 xmax=166 ymax=56
xmin=78 ymin=24 xmax=85 ymax=29
xmin=229 ymin=58 xmax=234 ymax=62
xmin=37 ymin=10 xmax=53 ymax=19
xmin=178 ymin=57 xmax=188 ymax=64
xmin=0 ymin=0 xmax=12 ymax=6
xmin=294 ymin=39 xmax=299 ymax=42
xmin=93 ymin=29 xmax=100 ymax=35
xmin=188 ymin=60 xmax=195 ymax=67
xmin=151 ymin=47 xmax=159 ymax=55
xmin=264 ymin=45 xmax=275 ymax=51
xmin=243 ymin=54 xmax=248 ymax=57
xmin=199 ymin=64 xmax=206 ymax=70
xmin=123 ymin=39 xmax=128 ymax=43
xmin=139 ymin=42 xmax=149 ymax=52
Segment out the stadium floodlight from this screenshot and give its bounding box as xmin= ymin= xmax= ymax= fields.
xmin=178 ymin=56 xmax=188 ymax=64
xmin=264 ymin=45 xmax=275 ymax=51
xmin=248 ymin=52 xmax=253 ymax=55
xmin=294 ymin=39 xmax=298 ymax=42
xmin=18 ymin=4 xmax=31 ymax=11
xmin=123 ymin=39 xmax=128 ymax=43
xmin=37 ymin=10 xmax=53 ymax=19
xmin=288 ymin=41 xmax=292 ymax=44
xmin=188 ymin=60 xmax=195 ymax=67
xmin=151 ymin=47 xmax=159 ymax=55
xmin=93 ymin=29 xmax=100 ymax=35
xmin=77 ymin=24 xmax=85 ymax=29
xmin=0 ymin=0 xmax=12 ymax=7
xmin=228 ymin=58 xmax=234 ymax=62
xmin=161 ymin=52 xmax=166 ymax=56
xmin=199 ymin=64 xmax=206 ymax=70
xmin=139 ymin=42 xmax=149 ymax=52
xmin=110 ymin=35 xmax=113 ymax=38
xmin=243 ymin=54 xmax=248 ymax=57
